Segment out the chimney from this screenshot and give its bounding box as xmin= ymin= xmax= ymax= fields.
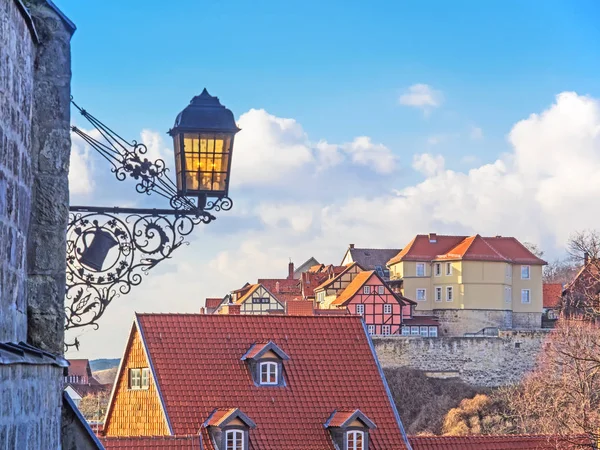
xmin=585 ymin=252 xmax=590 ymax=265
xmin=229 ymin=304 xmax=241 ymax=315
xmin=428 ymin=233 xmax=437 ymax=243
xmin=276 ymin=281 xmax=280 ymax=293
xmin=288 ymin=261 xmax=294 ymax=279
xmin=349 ymin=244 xmax=355 ymax=249
xmin=200 ymin=307 xmax=205 ymax=314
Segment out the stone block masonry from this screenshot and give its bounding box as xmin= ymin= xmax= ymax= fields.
xmin=373 ymin=329 xmax=550 ymax=387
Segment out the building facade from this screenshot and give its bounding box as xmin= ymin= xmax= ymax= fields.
xmin=387 ymin=234 xmax=545 ymax=336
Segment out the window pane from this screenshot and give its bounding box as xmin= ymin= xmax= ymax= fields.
xmin=416 ymin=264 xmax=425 ymax=277
xmin=429 ymin=327 xmax=438 ymax=337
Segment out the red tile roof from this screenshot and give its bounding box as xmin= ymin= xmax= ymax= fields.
xmin=257 ymin=278 xmax=301 ymax=295
xmin=388 ymin=235 xmax=546 ymax=265
xmin=204 ymin=298 xmax=223 ymax=309
xmin=330 ymin=271 xmax=375 ymax=306
xmin=133 ymin=314 xmax=409 ymax=449
xmin=68 ymin=359 xmax=92 ymax=378
xmin=543 ymin=283 xmax=563 ymax=308
xmin=100 ymin=436 xmax=201 ymax=449
xmin=286 ymin=300 xmax=315 ymax=316
xmin=409 ymin=434 xmax=588 ymax=450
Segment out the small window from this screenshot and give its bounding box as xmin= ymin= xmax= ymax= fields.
xmin=411 ymin=326 xmax=420 ymax=335
xmin=521 ymin=289 xmax=531 ymax=304
xmin=416 ymin=263 xmax=426 ymax=277
xmin=506 ymin=264 xmax=512 ymax=278
xmin=402 ymin=327 xmax=410 ymax=336
xmin=446 ymin=263 xmax=452 ymax=276
xmin=416 ymin=289 xmax=426 ymax=301
xmin=420 ymin=326 xmax=428 ymax=337
xmin=129 ymin=368 xmax=141 ymax=390
xmin=252 ymin=297 xmax=269 ymax=304
xmin=434 ymin=263 xmax=441 ymax=276
xmin=381 ymin=325 xmax=391 ymax=336
xmin=259 ymin=362 xmax=278 ymax=385
xmin=356 ymin=304 xmax=365 ymax=315
xmin=428 ymin=326 xmax=438 ymax=337
xmin=446 ymin=286 xmax=453 ymax=302
xmin=505 ymin=287 xmax=512 ymax=303
xmin=225 ymin=429 xmax=245 ymax=450
xmin=521 ymin=265 xmax=530 ymax=279
xmin=378 ymin=285 xmax=385 ymax=295
xmin=141 ymin=368 xmax=150 ymax=389
xmin=367 ymin=325 xmax=375 ymax=335
xmin=384 ymin=304 xmax=392 ymax=314
xmin=363 ymin=286 xmax=371 ymax=295
xmin=317 ymin=291 xmax=325 ymax=303
xmin=435 ymin=287 xmax=442 ymax=302
xmin=346 ymin=430 xmax=365 ymax=450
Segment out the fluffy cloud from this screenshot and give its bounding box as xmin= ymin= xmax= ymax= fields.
xmin=69 ymin=129 xmax=97 ymax=196
xmin=399 ymin=84 xmax=443 ymax=113
xmin=69 ymin=91 xmax=600 ymax=359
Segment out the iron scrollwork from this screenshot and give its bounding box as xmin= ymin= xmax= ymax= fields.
xmin=65 ymin=99 xmax=234 ymax=350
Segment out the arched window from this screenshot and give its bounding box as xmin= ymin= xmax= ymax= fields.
xmin=347 ymin=430 xmax=365 ymax=450
xmin=225 ymin=429 xmax=245 ymax=450
xmin=259 ymin=361 xmax=278 ymax=385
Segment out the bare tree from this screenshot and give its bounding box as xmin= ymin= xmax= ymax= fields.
xmin=524 ymin=242 xmax=545 ymax=259
xmin=502 ymin=320 xmax=599 ymax=448
xmin=78 ymin=391 xmax=110 ymax=422
xmin=568 ymin=230 xmax=600 ymax=262
xmin=544 ymin=258 xmax=580 ymax=284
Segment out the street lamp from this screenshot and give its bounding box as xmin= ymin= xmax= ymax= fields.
xmin=65 ymin=89 xmax=239 ymax=350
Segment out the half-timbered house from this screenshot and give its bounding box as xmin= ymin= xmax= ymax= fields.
xmin=227 ymin=283 xmax=285 ymax=315
xmin=314 ymin=262 xmax=364 ymax=308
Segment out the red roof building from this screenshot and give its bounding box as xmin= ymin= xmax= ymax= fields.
xmin=542 ymin=284 xmax=563 ymax=309
xmin=103 ymin=314 xmax=410 ymax=449
xmin=408 ymin=434 xmax=588 ymax=450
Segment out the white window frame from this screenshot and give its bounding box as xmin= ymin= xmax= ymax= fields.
xmin=416 ymin=288 xmax=426 ymax=301
xmin=410 ymin=326 xmax=420 ymax=336
xmin=446 ymin=262 xmax=452 ymax=276
xmin=434 ymin=263 xmax=441 ymax=277
xmin=401 ymin=327 xmax=410 ymax=336
xmin=420 ymin=326 xmax=428 ymax=337
xmin=259 ymin=361 xmax=278 ymax=385
xmin=446 ymin=286 xmax=453 ymax=302
xmin=435 ymin=287 xmax=442 ymax=302
xmin=367 ymin=324 xmax=375 ymax=335
xmin=384 ymin=304 xmax=392 ymax=314
xmin=363 ymin=286 xmax=371 ymax=295
xmin=506 ymin=264 xmax=512 ymax=278
xmin=505 ymin=286 xmax=512 ymax=303
xmin=129 ymin=368 xmax=141 ymax=390
xmin=225 ymin=429 xmax=245 ymax=450
xmin=377 ymin=285 xmax=385 ymax=295
xmin=381 ymin=325 xmax=391 ymax=336
xmin=416 ymin=263 xmax=426 ymax=277
xmin=346 ymin=430 xmax=365 ymax=450
xmin=521 ymin=289 xmax=531 ymax=304
xmin=317 ymin=291 xmax=325 ymax=303
xmin=428 ymin=326 xmax=438 ymax=337
xmin=521 ymin=265 xmax=530 ymax=280
xmin=141 ymin=368 xmax=150 ymax=389
xmin=356 ymin=304 xmax=365 ymax=315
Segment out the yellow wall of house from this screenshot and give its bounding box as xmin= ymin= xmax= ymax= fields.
xmin=392 ymin=260 xmax=543 ymax=313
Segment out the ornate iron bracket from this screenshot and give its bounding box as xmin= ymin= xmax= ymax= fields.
xmin=65 ymin=99 xmax=233 ymax=351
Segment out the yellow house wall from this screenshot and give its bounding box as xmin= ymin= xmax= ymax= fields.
xmin=511 ymin=264 xmax=543 ymax=313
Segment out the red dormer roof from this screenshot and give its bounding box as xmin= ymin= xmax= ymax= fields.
xmin=388 ymin=234 xmax=546 ymax=265
xmin=204 ymin=298 xmax=223 ymax=310
xmin=129 ymin=314 xmax=409 ymax=449
xmin=543 ymin=283 xmax=563 ymax=308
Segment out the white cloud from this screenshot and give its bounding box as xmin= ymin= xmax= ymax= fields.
xmin=340 ymin=136 xmax=396 ymax=174
xmin=69 ymin=129 xmax=97 ymax=196
xmin=140 ymin=129 xmax=171 ymax=166
xmin=399 ymin=84 xmax=443 ymax=113
xmin=469 ymin=126 xmax=484 ymax=140
xmin=70 ymin=91 xmax=600 ymax=359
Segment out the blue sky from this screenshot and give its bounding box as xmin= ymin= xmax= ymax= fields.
xmin=59 ymin=0 xmax=600 ymax=357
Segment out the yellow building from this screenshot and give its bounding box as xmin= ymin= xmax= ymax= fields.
xmin=386 ymin=234 xmax=546 ymax=336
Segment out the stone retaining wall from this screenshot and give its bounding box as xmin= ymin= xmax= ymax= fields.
xmin=373 ymin=329 xmax=550 ymax=387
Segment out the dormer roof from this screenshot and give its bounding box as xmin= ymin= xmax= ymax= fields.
xmin=241 ymin=341 xmax=290 ymax=361
xmin=325 ymin=409 xmax=376 ymax=429
xmin=203 ymin=408 xmax=256 ymax=429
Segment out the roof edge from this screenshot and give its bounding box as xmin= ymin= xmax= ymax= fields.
xmin=13 ymin=0 xmax=39 ymax=43
xmin=362 ymin=320 xmax=413 ymax=450
xmin=63 ymin=391 xmax=105 ymax=449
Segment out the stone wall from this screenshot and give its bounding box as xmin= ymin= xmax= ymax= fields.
xmin=0 ymin=364 xmax=63 ymax=449
xmin=0 ymin=0 xmax=36 ymax=343
xmin=373 ymin=329 xmax=550 ymax=387
xmin=416 ymin=308 xmax=542 ymax=336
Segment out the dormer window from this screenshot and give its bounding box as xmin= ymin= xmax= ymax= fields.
xmin=241 ymin=341 xmax=290 ymax=387
xmin=204 ymin=408 xmax=256 ymax=450
xmin=259 ymin=361 xmax=278 ymax=385
xmin=325 ymin=409 xmax=376 ymax=450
